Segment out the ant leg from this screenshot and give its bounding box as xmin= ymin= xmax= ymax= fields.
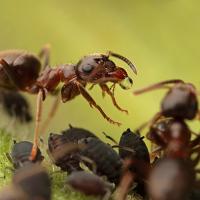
xmin=38 ymin=44 xmax=51 ymax=69
xmin=190 ymin=135 xmax=200 ymax=148
xmin=135 ymin=112 xmax=162 ymax=132
xmin=40 ymin=94 xmax=60 ymax=135
xmin=76 ymin=81 xmax=121 ymax=126
xmin=100 ymin=83 xmax=128 ymax=114
xmin=30 ymin=89 xmax=43 ymax=161
xmin=114 ymin=163 xmax=135 ymax=200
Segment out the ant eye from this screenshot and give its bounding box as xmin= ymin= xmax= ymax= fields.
xmin=82 ymin=65 xmax=94 ymax=73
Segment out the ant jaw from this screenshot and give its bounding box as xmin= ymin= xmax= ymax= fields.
xmin=119 ymin=77 xmax=133 ymax=90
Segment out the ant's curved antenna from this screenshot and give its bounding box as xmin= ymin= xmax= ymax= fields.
xmin=134 ymin=79 xmax=184 ymax=95
xmin=106 ymin=51 xmax=137 ymax=75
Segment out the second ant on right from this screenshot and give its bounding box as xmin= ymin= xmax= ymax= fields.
xmin=133 ymin=79 xmax=200 ymax=157
xmin=134 ymin=80 xmax=200 ymax=200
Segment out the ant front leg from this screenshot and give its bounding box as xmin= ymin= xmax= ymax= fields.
xmin=99 ymin=83 xmax=128 ymax=114
xmin=30 ymin=89 xmax=44 ymax=161
xmin=75 ymin=81 xmax=121 ymax=126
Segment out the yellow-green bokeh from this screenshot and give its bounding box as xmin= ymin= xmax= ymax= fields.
xmin=0 ymin=0 xmax=200 ymax=141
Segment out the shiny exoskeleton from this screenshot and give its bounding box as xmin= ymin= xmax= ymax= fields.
xmin=10 ymin=141 xmax=44 ymax=169
xmin=48 ymin=126 xmax=97 ymax=173
xmin=134 ymin=79 xmax=199 ymax=120
xmin=12 ymin=164 xmax=51 ymax=200
xmin=0 ymin=49 xmax=136 ymax=160
xmin=119 ymin=128 xmax=150 ymax=197
xmin=147 ymin=118 xmax=192 ymax=158
xmin=148 ymin=158 xmax=196 ymax=200
xmin=66 ymin=171 xmax=113 ymax=198
xmin=0 ymin=90 xmax=32 ymax=123
xmin=79 ymin=137 xmax=122 ymax=184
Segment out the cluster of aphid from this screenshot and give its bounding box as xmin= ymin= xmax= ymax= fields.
xmin=0 ymin=46 xmax=200 ymax=200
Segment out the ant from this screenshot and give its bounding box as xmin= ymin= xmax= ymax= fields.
xmin=0 ymin=48 xmax=136 ymax=160
xmin=148 ymin=158 xmax=197 ymax=200
xmin=134 ymin=79 xmax=199 ymax=121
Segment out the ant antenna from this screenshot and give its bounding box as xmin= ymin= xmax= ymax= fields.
xmin=134 ymin=79 xmax=184 ymax=95
xmin=107 ymin=51 xmax=137 ymax=75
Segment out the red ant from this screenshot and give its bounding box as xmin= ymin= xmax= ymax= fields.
xmin=0 ymin=47 xmax=136 ymax=160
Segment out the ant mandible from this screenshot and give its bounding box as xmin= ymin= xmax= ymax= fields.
xmin=0 ymin=48 xmax=137 ymax=160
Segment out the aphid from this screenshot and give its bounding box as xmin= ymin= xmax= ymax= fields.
xmin=66 ymin=171 xmax=113 ymax=199
xmin=79 ymin=137 xmax=123 ymax=184
xmin=0 ymin=49 xmax=136 ymax=160
xmin=118 ymin=128 xmax=150 ymax=197
xmin=134 ymin=79 xmax=199 ymax=120
xmin=48 ymin=126 xmax=97 ymax=173
xmin=119 ymin=128 xmax=150 ymax=163
xmin=0 ymin=90 xmax=32 ymax=123
xmin=10 ymin=141 xmax=44 ymax=169
xmin=12 ymin=163 xmax=51 ymax=200
xmin=148 ymin=158 xmax=196 ymax=200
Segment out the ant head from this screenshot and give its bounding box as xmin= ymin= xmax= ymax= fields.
xmin=75 ymin=52 xmax=137 ymax=89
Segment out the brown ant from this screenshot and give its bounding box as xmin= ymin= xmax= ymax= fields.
xmin=134 ymin=79 xmax=199 ymax=120
xmin=0 ymin=48 xmax=136 ymax=160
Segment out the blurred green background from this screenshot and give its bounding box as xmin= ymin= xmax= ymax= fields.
xmin=0 ymin=0 xmax=200 ymax=141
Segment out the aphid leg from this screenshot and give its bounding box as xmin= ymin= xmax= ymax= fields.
xmin=102 ymin=189 xmax=112 ymax=200
xmin=5 ymin=153 xmax=13 ymax=164
xmin=134 ymin=79 xmax=184 ymax=95
xmin=40 ymin=94 xmax=60 ymax=135
xmin=30 ymin=89 xmax=44 ymax=161
xmin=76 ymin=81 xmax=121 ymax=126
xmin=100 ymin=83 xmax=128 ymax=114
xmin=79 ymin=155 xmax=97 ymax=173
xmin=38 ymin=44 xmax=51 ymax=69
xmin=102 ymin=132 xmax=118 ymax=144
xmin=112 ymin=145 xmax=135 ymax=154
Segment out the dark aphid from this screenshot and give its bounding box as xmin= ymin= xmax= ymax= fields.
xmin=134 ymin=80 xmax=198 ymax=120
xmin=66 ymin=171 xmax=113 ymax=198
xmin=148 ymin=158 xmax=195 ymax=200
xmin=119 ymin=128 xmax=150 ymax=163
xmin=10 ymin=141 xmax=43 ymax=169
xmin=119 ymin=128 xmax=150 ymax=197
xmin=61 ymin=125 xmax=98 ymax=143
xmin=12 ymin=163 xmax=51 ymax=200
xmin=48 ymin=126 xmax=97 ymax=173
xmin=0 ymin=90 xmax=32 ymax=123
xmin=0 ymin=185 xmax=28 ymax=200
xmin=80 ymin=137 xmax=122 ymax=184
